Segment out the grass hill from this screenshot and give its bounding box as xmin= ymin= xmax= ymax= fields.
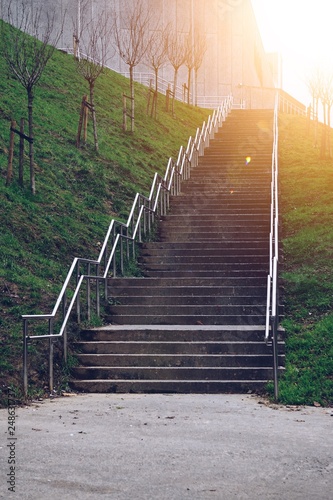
xmin=277 ymin=114 xmax=333 ymax=406
xmin=0 ymin=23 xmax=332 ymax=407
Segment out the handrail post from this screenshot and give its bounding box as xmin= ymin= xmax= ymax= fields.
xmin=62 ymin=292 xmax=68 ymax=364
xmin=120 ymin=226 xmax=124 ymax=274
xmin=49 ymin=318 xmax=54 ymax=394
xmin=23 ymin=319 xmax=28 ymax=397
xmin=87 ymin=263 xmax=91 ymax=321
xmin=113 ymin=224 xmax=117 ymax=277
xmin=96 ymin=264 xmax=100 ymax=317
xmin=272 ymin=315 xmax=279 ymax=401
xmin=76 ymin=260 xmax=81 ymax=324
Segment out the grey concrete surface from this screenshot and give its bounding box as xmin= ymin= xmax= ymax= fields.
xmin=1 ymin=393 xmax=332 ymax=499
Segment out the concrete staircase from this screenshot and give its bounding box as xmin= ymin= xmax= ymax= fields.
xmin=71 ymin=109 xmax=285 ymax=394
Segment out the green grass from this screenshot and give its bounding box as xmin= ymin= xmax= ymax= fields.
xmin=276 ymin=114 xmax=333 ymax=406
xmin=0 ymin=22 xmax=211 ymax=405
xmin=1 ymin=23 xmax=332 ymax=407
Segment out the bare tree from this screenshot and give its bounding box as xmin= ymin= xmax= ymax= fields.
xmin=166 ymin=28 xmax=186 ymax=105
xmin=306 ymin=68 xmax=322 ymax=147
xmin=145 ymin=23 xmax=169 ymax=116
xmin=0 ymin=1 xmax=63 ymax=194
xmin=74 ymin=1 xmax=113 ymax=151
xmin=193 ymin=27 xmax=207 ymax=106
xmin=184 ymin=29 xmax=195 ymax=105
xmin=113 ymin=0 xmax=152 ymax=132
xmin=319 ymin=71 xmax=333 ymax=158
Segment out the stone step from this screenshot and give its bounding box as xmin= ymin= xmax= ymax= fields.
xmin=157 ymin=233 xmax=269 ymax=242
xmin=141 ymin=270 xmax=267 ymax=278
xmin=69 ymin=379 xmax=271 ymax=394
xmin=139 ymin=255 xmax=269 ymax=265
xmin=104 ymin=313 xmax=266 ymax=326
xmin=75 ymin=353 xmax=279 ymax=367
xmin=79 ymin=325 xmax=270 ymax=342
xmin=140 ymin=263 xmax=268 ymax=273
xmin=108 ymin=285 xmax=268 ymax=297
xmin=158 ymin=218 xmax=270 ymax=228
xmin=108 ymin=303 xmax=266 ymax=316
xmin=109 ymin=276 xmax=268 ymax=287
xmin=107 ymin=295 xmax=266 ymax=306
xmin=140 ymin=248 xmax=269 ymax=258
xmin=75 ymin=340 xmax=283 ymax=356
xmin=72 ymin=366 xmax=274 ymax=381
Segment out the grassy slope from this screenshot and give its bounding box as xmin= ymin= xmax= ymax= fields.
xmin=0 ymin=28 xmax=332 ymax=407
xmin=0 ymin=36 xmax=210 ymax=404
xmin=278 ymin=114 xmax=333 ymax=406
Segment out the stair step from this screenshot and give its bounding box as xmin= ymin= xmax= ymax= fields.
xmin=109 ymin=277 xmax=268 ymax=286
xmin=70 ymin=379 xmax=272 ymax=394
xmin=108 ymin=286 xmax=267 ymax=297
xmin=79 ymin=325 xmax=275 ymax=342
xmin=75 ymin=353 xmax=282 ymax=367
xmin=105 ymin=314 xmax=267 ymax=326
xmin=76 ymin=341 xmax=284 ymax=356
xmin=72 ymin=366 xmax=275 ymax=381
xmin=108 ymin=296 xmax=266 ymax=306
xmin=142 ymin=270 xmax=267 ymax=278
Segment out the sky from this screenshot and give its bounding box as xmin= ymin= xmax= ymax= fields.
xmin=251 ymin=0 xmax=333 ymax=106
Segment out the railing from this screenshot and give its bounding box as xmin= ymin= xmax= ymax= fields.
xmin=22 ymin=96 xmax=233 ymax=397
xmin=265 ymin=93 xmax=280 ymax=400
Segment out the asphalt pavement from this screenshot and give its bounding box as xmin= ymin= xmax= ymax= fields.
xmin=1 ymin=393 xmax=332 ymax=499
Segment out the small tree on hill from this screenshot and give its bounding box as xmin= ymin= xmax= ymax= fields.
xmin=166 ymin=28 xmax=186 ymax=106
xmin=74 ymin=1 xmax=113 ymax=151
xmin=113 ymin=0 xmax=152 ymax=132
xmin=193 ymin=27 xmax=207 ymax=106
xmin=145 ymin=23 xmax=169 ymax=117
xmin=0 ymin=1 xmax=63 ymax=194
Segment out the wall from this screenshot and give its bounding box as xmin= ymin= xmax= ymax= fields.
xmin=0 ymin=0 xmax=277 ymax=109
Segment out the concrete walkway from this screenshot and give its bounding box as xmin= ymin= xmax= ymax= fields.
xmin=1 ymin=393 xmax=332 ymax=499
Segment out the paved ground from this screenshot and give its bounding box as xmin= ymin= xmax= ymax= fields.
xmin=1 ymin=393 xmax=332 ymax=499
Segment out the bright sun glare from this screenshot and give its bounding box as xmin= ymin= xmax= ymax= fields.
xmin=251 ymin=0 xmax=333 ymax=103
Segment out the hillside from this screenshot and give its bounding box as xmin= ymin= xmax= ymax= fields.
xmin=0 ymin=24 xmax=332 ymax=407
xmin=277 ymin=114 xmax=333 ymax=406
xmin=0 ymin=25 xmax=211 ymax=405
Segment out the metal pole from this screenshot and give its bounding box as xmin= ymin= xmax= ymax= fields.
xmin=96 ymin=264 xmax=100 ymax=317
xmin=23 ymin=320 xmax=28 ymax=397
xmin=49 ymin=319 xmax=54 ymax=393
xmin=63 ymin=292 xmax=68 ymax=364
xmin=272 ymin=317 xmax=279 ymax=401
xmin=87 ymin=263 xmax=91 ymax=321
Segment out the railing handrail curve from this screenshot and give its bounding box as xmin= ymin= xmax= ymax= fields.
xmin=22 ymin=95 xmax=234 ymax=396
xmin=265 ymin=93 xmax=280 ymax=400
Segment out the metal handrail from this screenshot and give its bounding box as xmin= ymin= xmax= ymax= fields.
xmin=265 ymin=93 xmax=280 ymax=400
xmin=22 ymin=95 xmax=233 ymax=397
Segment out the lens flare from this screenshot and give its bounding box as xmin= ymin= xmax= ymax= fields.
xmin=245 ymin=156 xmax=251 ymax=165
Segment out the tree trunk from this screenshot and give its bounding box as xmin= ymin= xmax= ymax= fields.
xmin=153 ymin=67 xmax=158 ymax=118
xmin=19 ymin=118 xmax=25 ymax=186
xmin=173 ymin=68 xmax=179 ymax=104
xmin=187 ymin=68 xmax=191 ymax=105
xmin=27 ymin=89 xmax=35 ymax=195
xmin=130 ymin=65 xmax=135 ymax=132
xmin=89 ymin=83 xmax=98 ymax=152
xmin=6 ymin=120 xmax=16 ymax=187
